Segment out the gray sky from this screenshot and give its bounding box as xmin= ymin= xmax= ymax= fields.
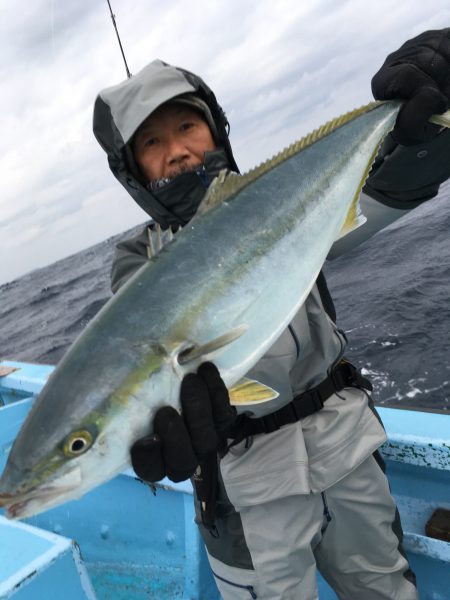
xmin=0 ymin=0 xmax=449 ymax=285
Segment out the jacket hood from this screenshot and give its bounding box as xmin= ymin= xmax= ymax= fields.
xmin=93 ymin=59 xmax=239 ymax=228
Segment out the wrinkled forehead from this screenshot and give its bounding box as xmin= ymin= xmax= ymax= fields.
xmin=135 ymin=101 xmax=206 ymax=137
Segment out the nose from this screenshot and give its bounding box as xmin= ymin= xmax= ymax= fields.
xmin=166 ymin=134 xmax=190 ymax=166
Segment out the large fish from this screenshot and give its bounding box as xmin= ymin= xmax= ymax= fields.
xmin=1 ymin=100 xmax=449 ymax=519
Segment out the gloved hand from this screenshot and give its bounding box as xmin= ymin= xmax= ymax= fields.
xmin=372 ymin=28 xmax=450 ymax=145
xmin=130 ymin=362 xmax=236 ymax=483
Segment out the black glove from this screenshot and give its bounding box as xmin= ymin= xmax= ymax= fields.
xmin=372 ymin=29 xmax=450 ymax=145
xmin=130 ymin=362 xmax=236 ymax=483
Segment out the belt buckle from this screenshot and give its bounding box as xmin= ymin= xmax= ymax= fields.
xmin=332 ymin=361 xmax=354 ymax=390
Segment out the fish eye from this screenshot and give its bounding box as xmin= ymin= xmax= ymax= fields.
xmin=63 ymin=430 xmax=93 ymax=457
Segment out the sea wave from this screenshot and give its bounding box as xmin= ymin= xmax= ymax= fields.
xmin=1 ymin=184 xmax=449 ymax=410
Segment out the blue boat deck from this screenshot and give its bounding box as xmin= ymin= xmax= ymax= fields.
xmin=1 ymin=360 xmax=449 ymax=599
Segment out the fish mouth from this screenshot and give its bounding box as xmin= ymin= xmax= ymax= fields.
xmin=0 ymin=483 xmax=77 ymax=519
xmin=0 ymin=468 xmax=82 ymax=519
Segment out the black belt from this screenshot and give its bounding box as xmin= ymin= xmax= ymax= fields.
xmin=200 ymin=360 xmax=372 ymax=533
xmin=226 ymin=360 xmax=372 ymax=442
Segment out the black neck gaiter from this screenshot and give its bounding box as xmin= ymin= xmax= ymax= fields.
xmin=147 ymin=148 xmax=232 ymax=229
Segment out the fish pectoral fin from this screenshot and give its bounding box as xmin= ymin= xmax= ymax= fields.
xmin=177 ymin=324 xmax=248 ymax=365
xmin=229 ymin=378 xmax=279 ymax=405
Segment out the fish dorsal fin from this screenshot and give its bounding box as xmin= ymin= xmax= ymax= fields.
xmin=336 ymin=142 xmax=383 ymax=239
xmin=199 ymin=105 xmax=450 ymax=217
xmin=228 ymin=377 xmax=279 ymax=405
xmin=336 ymin=106 xmax=450 ymax=240
xmin=336 ymin=131 xmax=392 ymax=240
xmin=177 ymin=324 xmax=248 ymax=365
xmin=337 ymin=204 xmax=367 ymax=239
xmin=200 ymin=101 xmax=384 ymax=209
xmin=196 ymin=170 xmax=238 ymax=216
xmin=146 ymin=223 xmax=175 ymax=259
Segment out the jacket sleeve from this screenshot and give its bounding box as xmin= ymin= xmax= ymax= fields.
xmin=327 ymin=128 xmax=450 ymax=259
xmin=110 ymin=226 xmax=150 ymax=293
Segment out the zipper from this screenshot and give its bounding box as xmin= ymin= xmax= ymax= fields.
xmin=212 ymin=570 xmax=258 ymax=599
xmin=288 ymin=324 xmax=301 ymax=359
xmin=321 ymin=491 xmax=332 ymax=523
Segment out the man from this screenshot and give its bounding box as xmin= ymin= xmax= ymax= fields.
xmin=93 ymin=30 xmax=450 ymax=599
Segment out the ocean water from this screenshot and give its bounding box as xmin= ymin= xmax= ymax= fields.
xmin=1 ymin=182 xmax=449 ymax=411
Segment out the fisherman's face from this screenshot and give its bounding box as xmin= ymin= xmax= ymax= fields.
xmin=132 ymin=102 xmax=216 ymax=182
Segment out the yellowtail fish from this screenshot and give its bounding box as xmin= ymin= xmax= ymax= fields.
xmin=1 ymin=100 xmax=449 ymax=519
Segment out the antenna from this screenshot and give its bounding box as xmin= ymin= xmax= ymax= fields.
xmin=105 ymin=0 xmax=132 ymax=78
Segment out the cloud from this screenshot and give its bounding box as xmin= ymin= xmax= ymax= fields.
xmin=0 ymin=0 xmax=449 ymax=284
